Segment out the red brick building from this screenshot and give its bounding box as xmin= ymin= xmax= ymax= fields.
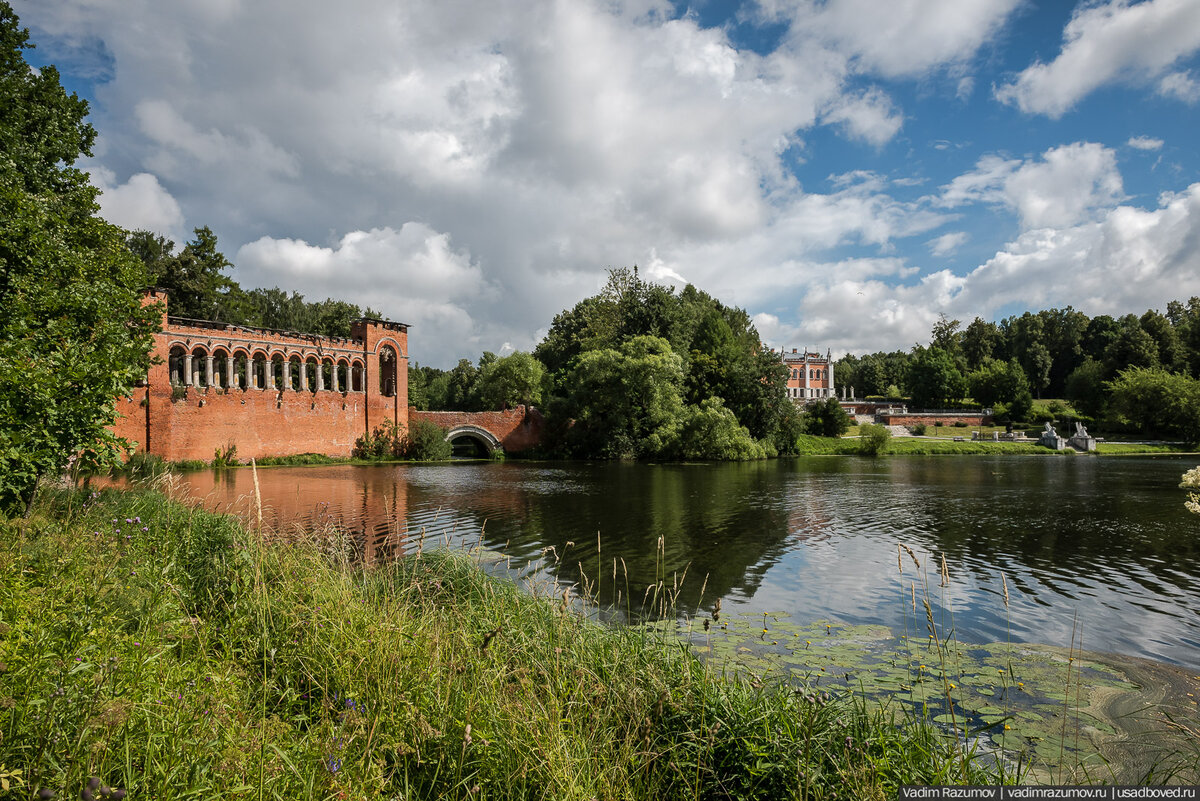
xmin=111 ymin=290 xmax=408 ymax=462
xmin=776 ymin=347 xmax=836 ymax=402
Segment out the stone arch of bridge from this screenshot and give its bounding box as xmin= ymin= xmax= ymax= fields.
xmin=444 ymin=425 xmax=501 ymax=453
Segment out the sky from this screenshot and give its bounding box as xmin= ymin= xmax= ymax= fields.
xmin=16 ymin=0 xmax=1200 ymax=368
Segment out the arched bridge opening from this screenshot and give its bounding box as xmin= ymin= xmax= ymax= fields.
xmin=445 ymin=425 xmax=501 ymax=457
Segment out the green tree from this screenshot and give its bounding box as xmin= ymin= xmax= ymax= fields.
xmin=962 ymin=317 xmax=1000 ymax=371
xmin=0 ymin=3 xmax=159 ymax=512
xmin=967 ymin=357 xmax=1031 ymax=411
xmin=1105 ymin=316 xmax=1159 ymax=375
xmin=407 ymin=362 xmax=430 ymax=410
xmin=930 ymin=314 xmax=963 ymax=369
xmin=475 ymin=351 xmax=546 ymax=410
xmin=906 ymin=347 xmax=966 ymax=409
xmin=675 ymin=397 xmax=765 ymax=460
xmin=1065 ymin=357 xmax=1108 ymax=419
xmin=1106 ymin=367 xmax=1200 ymax=442
xmin=802 ymin=397 xmax=851 ymax=437
xmin=558 ymin=336 xmax=684 ymax=459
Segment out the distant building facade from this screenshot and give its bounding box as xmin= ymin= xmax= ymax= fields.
xmin=776 ymin=347 xmax=836 ymax=401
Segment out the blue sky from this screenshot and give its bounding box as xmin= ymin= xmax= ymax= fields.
xmin=17 ymin=0 xmax=1200 ymax=367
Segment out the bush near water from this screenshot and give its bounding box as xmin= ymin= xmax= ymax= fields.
xmin=0 ymin=488 xmax=998 ymax=800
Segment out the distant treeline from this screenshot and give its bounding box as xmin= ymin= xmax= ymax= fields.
xmin=836 ymin=304 xmax=1200 ymax=440
xmin=127 ymin=228 xmax=381 ymax=337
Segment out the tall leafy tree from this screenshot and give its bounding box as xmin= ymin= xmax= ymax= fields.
xmin=0 ymin=3 xmax=158 ymax=512
xmin=475 ymin=351 xmax=546 ymax=410
xmin=906 ymin=347 xmax=967 ymax=409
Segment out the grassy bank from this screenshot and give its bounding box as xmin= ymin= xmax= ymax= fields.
xmin=1 ymin=488 xmax=996 ymax=800
xmin=796 ymin=435 xmax=1194 ymax=456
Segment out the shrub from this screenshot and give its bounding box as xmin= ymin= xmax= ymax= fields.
xmin=859 ymin=423 xmax=892 ymax=455
xmin=403 ymin=419 xmax=453 ymax=461
xmin=953 ymin=421 xmax=968 ymax=428
xmin=910 ymin=423 xmax=927 ymax=436
xmin=353 ymin=420 xmax=452 ymax=461
xmin=212 ymin=441 xmax=238 ymax=467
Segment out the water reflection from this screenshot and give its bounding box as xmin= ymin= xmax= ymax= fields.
xmin=177 ymin=455 xmax=1200 ymax=670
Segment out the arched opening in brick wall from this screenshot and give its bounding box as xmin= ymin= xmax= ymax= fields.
xmin=211 ymin=348 xmax=230 ymax=388
xmin=379 ymin=346 xmax=397 ymax=397
xmin=336 ymin=359 xmax=349 ymax=393
xmin=190 ymin=346 xmax=209 ymax=387
xmin=233 ymin=352 xmax=249 ymax=390
xmin=445 ymin=425 xmax=501 ymax=457
xmin=169 ymin=346 xmax=186 ymax=385
xmin=251 ymin=352 xmax=268 ymax=389
xmin=271 ymin=354 xmax=285 ymax=390
xmin=351 ymin=359 xmax=364 ymax=392
xmin=289 ymin=355 xmax=303 ymax=391
xmin=305 ymin=357 xmax=319 ymax=392
xmin=320 ymin=358 xmax=334 ymax=391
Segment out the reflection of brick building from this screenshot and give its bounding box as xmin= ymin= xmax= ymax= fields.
xmin=111 ymin=290 xmax=408 ymax=462
xmin=776 ymin=348 xmax=836 ymax=402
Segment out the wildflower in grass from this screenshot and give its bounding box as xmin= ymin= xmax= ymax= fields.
xmin=326 ymin=756 xmax=342 ymax=774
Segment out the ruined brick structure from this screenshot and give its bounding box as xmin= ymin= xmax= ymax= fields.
xmin=112 ymin=290 xmax=409 ymax=461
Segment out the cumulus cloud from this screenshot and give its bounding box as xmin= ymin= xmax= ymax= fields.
xmin=953 ymin=183 xmax=1200 ymax=314
xmin=20 ymin=0 xmax=1200 ymax=368
xmin=819 ymin=87 xmax=903 ymax=146
xmin=996 ymin=0 xmax=1200 ymax=117
xmin=236 ymin=224 xmax=498 ymax=365
xmin=940 ymin=142 xmax=1124 ymax=230
xmin=89 ymin=166 xmax=185 ymax=243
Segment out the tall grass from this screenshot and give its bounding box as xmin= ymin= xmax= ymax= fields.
xmin=0 ymin=487 xmax=994 ymax=800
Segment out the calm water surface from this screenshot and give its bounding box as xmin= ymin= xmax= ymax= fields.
xmin=180 ymin=456 xmax=1200 ymax=670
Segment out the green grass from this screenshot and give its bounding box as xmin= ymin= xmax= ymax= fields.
xmin=793 ymin=435 xmax=1058 ymax=456
xmin=0 ymin=488 xmax=1002 ymax=800
xmin=1095 ymin=443 xmax=1198 ymax=454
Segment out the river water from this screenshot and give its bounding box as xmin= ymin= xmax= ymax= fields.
xmin=177 ymin=455 xmax=1200 ymax=672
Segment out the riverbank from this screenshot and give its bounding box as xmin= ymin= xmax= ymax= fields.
xmin=795 ymin=434 xmax=1196 ymax=456
xmin=2 ymin=488 xmax=997 ymax=800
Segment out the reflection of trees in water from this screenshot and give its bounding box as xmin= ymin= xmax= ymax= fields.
xmin=434 ymin=461 xmax=812 ymax=617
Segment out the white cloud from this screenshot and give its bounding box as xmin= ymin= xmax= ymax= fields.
xmin=89 ymin=166 xmax=185 ymax=243
xmin=1127 ymin=135 xmax=1164 ymax=151
xmin=759 ymin=0 xmax=1021 ymax=79
xmin=996 ymin=0 xmax=1200 ymax=117
xmin=928 ymin=231 xmax=968 ymax=257
xmin=236 ymin=224 xmax=498 ymax=365
xmin=774 ymin=183 xmax=1200 ymax=357
xmin=819 ymin=87 xmax=903 ymax=146
xmin=940 ymin=142 xmax=1124 ymax=230
xmin=1158 ymin=70 xmax=1200 ymax=103
xmin=953 ymin=183 xmax=1200 ymax=314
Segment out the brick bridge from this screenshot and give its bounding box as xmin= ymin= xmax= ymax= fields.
xmin=410 ymin=407 xmax=544 ymax=454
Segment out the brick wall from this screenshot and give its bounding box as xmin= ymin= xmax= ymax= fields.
xmin=878 ymin=413 xmax=991 ymax=427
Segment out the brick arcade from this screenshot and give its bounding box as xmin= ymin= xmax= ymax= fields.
xmin=112 ymin=290 xmax=409 ymax=462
